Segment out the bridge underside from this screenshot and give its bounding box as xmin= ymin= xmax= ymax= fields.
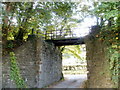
xmin=45 ymin=37 xmax=85 ymax=46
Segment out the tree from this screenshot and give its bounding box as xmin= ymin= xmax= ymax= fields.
xmin=1 ymin=2 xmax=78 ymax=50
xmin=2 ymin=2 xmax=13 ymax=46
xmin=62 ymin=45 xmax=85 ymax=60
xmin=1 ymin=2 xmax=77 ymax=39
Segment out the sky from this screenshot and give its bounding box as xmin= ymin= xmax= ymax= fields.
xmin=70 ymin=0 xmax=97 ymax=37
xmin=72 ymin=16 xmax=97 ymax=37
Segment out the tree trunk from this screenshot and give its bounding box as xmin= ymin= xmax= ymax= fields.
xmin=14 ymin=2 xmax=34 ymax=42
xmin=14 ymin=27 xmax=24 ymax=41
xmin=2 ymin=2 xmax=12 ymax=47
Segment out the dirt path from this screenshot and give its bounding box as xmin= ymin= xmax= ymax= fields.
xmin=48 ymin=74 xmax=87 ymax=88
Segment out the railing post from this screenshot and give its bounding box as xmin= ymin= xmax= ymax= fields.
xmin=51 ymin=30 xmax=53 ymax=39
xmin=45 ymin=30 xmax=47 ymax=40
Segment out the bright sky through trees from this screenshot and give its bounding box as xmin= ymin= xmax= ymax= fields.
xmin=72 ymin=16 xmax=97 ymax=37
xmin=9 ymin=1 xmax=96 ymax=37
xmin=71 ymin=0 xmax=97 ymax=37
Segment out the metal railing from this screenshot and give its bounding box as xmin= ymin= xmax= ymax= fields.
xmin=30 ymin=29 xmax=89 ymax=40
xmin=45 ymin=29 xmax=77 ymax=40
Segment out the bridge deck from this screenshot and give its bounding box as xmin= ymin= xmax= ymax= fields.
xmin=46 ymin=37 xmax=85 ymax=46
xmin=31 ymin=25 xmax=100 ymax=46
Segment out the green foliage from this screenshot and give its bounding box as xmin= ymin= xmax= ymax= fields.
xmin=10 ymin=52 xmax=27 ymax=88
xmin=93 ymin=2 xmax=118 ymax=16
xmin=62 ymin=45 xmax=85 ymax=60
xmin=7 ymin=41 xmax=13 ymax=48
xmin=1 ymin=2 xmax=78 ymax=42
xmin=52 ymin=2 xmax=75 ymax=18
xmin=90 ymin=2 xmax=120 ymax=87
xmin=108 ymin=47 xmax=119 ymax=87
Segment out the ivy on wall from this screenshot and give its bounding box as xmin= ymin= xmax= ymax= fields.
xmin=95 ymin=29 xmax=119 ymax=88
xmin=10 ymin=52 xmax=27 ymax=88
xmin=92 ymin=2 xmax=119 ymax=86
xmin=108 ymin=47 xmax=119 ymax=87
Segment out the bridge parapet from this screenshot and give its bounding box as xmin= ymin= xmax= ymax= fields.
xmin=29 ymin=25 xmax=101 ymax=46
xmin=45 ymin=29 xmax=77 ymax=40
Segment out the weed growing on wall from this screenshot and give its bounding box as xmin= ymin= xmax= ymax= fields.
xmin=108 ymin=46 xmax=119 ymax=87
xmin=10 ymin=52 xmax=27 ymax=88
xmin=91 ymin=2 xmax=119 ymax=87
xmin=95 ymin=30 xmax=119 ymax=88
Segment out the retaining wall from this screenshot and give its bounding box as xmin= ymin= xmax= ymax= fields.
xmin=85 ymin=35 xmax=115 ymax=88
xmin=2 ymin=36 xmax=63 ymax=88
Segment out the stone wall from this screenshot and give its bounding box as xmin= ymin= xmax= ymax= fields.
xmin=0 ymin=36 xmax=2 ymax=89
xmin=37 ymin=37 xmax=63 ymax=88
xmin=85 ymin=36 xmax=115 ymax=88
xmin=2 ymin=36 xmax=63 ymax=88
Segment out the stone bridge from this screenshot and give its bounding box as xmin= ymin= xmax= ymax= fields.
xmin=2 ymin=25 xmax=118 ymax=88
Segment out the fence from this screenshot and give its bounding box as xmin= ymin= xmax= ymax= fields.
xmin=31 ymin=28 xmax=88 ymax=40
xmin=62 ymin=64 xmax=87 ymax=74
xmin=45 ymin=29 xmax=77 ymax=40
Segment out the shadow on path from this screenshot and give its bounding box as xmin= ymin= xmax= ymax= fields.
xmin=47 ymin=74 xmax=87 ymax=88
